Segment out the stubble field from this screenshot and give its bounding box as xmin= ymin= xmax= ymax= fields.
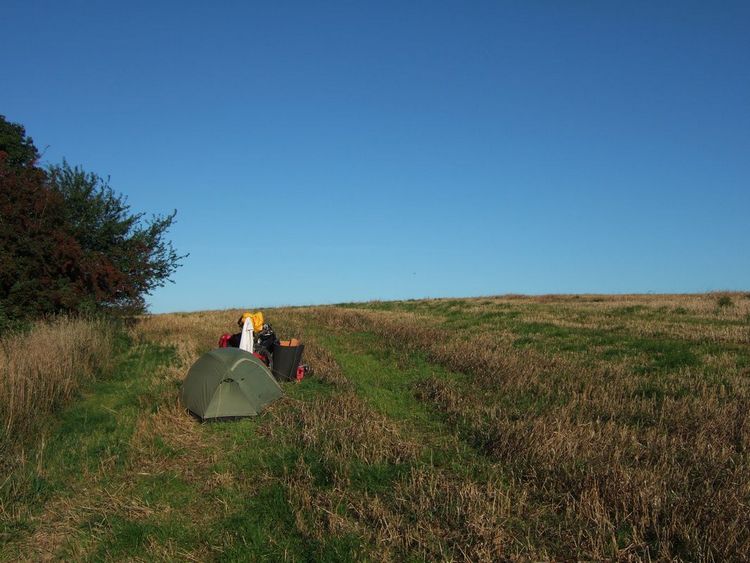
xmin=2 ymin=293 xmax=749 ymax=561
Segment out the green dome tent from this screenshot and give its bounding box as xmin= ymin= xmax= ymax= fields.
xmin=181 ymin=348 xmax=282 ymax=420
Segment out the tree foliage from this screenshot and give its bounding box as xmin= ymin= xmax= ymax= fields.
xmin=0 ymin=115 xmax=39 ymax=168
xmin=0 ymin=154 xmax=83 ymax=321
xmin=47 ymin=162 xmax=184 ymax=314
xmin=0 ymin=115 xmax=185 ymax=323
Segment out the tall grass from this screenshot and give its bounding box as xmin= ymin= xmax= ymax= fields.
xmin=0 ymin=317 xmax=115 ymax=459
xmin=130 ymin=296 xmax=750 ymax=559
xmin=306 ymin=298 xmax=750 ymax=559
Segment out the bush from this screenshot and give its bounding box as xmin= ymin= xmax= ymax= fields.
xmin=717 ymin=295 xmax=733 ymax=308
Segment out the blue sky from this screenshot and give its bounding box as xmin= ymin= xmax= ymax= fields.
xmin=2 ymin=1 xmax=748 ymax=312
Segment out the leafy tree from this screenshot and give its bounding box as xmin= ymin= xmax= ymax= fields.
xmin=0 ymin=115 xmax=185 ymax=322
xmin=0 ymin=115 xmax=39 ymax=168
xmin=0 ymin=154 xmax=85 ymax=321
xmin=47 ymin=162 xmax=185 ymax=314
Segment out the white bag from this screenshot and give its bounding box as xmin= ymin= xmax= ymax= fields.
xmin=238 ymin=317 xmax=254 ymax=353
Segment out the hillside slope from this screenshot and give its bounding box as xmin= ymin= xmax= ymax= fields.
xmin=3 ymin=294 xmax=749 ymax=561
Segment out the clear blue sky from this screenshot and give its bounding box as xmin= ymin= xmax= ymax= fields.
xmin=2 ymin=1 xmax=748 ymax=312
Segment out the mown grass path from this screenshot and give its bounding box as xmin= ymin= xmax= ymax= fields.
xmin=3 ymin=325 xmax=526 ymax=561
xmin=318 ymin=330 xmax=502 ymax=479
xmin=2 ymin=335 xmax=338 ymax=561
xmin=1 ymin=342 xmax=185 ymax=560
xmin=4 ymin=295 xmax=748 ymax=560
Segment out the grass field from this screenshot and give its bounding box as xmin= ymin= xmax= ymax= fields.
xmin=2 ymin=293 xmax=749 ymax=561
xmin=0 ymin=317 xmax=115 ymax=464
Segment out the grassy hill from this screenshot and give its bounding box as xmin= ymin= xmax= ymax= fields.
xmin=2 ymin=293 xmax=749 ymax=560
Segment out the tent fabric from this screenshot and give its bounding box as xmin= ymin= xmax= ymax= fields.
xmin=181 ymin=347 xmax=282 ymax=420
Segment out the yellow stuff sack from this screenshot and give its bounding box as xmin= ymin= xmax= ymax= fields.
xmin=239 ymin=311 xmax=265 ymax=332
xmin=250 ymin=312 xmax=264 ymax=332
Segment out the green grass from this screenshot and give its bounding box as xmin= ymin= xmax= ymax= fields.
xmin=2 ymin=334 xmax=348 ymax=559
xmin=4 ymin=295 xmax=749 ymax=560
xmin=349 ymin=297 xmax=741 ymax=378
xmin=313 ymin=329 xmax=517 ymax=489
xmin=0 ymin=341 xmax=172 ymax=551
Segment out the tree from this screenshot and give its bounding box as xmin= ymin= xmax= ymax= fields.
xmin=0 ymin=115 xmax=39 ymax=169
xmin=0 ymin=115 xmax=186 ymax=322
xmin=47 ymin=162 xmax=185 ymax=314
xmin=0 ymin=153 xmax=87 ymax=321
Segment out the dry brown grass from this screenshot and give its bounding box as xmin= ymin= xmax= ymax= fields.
xmin=124 ymin=295 xmax=749 ymax=560
xmin=19 ymin=481 xmax=156 ymax=562
xmin=0 ymin=317 xmax=114 ymax=459
xmin=134 ymin=307 xmax=351 ymax=387
xmin=276 ymin=392 xmax=421 ymax=476
xmin=269 ymin=390 xmax=520 ymax=561
xmin=9 ymin=323 xmax=221 ymax=562
xmin=302 ymin=296 xmax=750 ymax=560
xmin=286 ymin=457 xmax=519 ymax=562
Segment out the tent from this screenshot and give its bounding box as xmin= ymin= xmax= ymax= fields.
xmin=181 ymin=347 xmax=283 ymax=420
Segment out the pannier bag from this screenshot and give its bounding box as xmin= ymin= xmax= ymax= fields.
xmin=272 ymin=340 xmax=305 ymax=382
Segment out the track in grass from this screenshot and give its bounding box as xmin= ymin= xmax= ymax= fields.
xmin=3 ymin=293 xmax=749 ymax=560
